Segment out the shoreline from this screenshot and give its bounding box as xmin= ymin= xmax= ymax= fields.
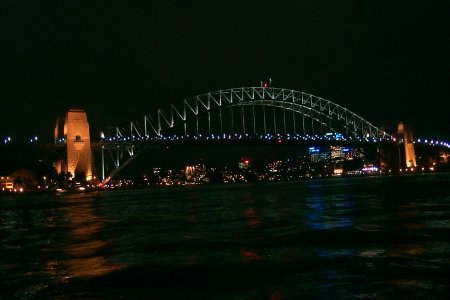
xmin=1 ymin=171 xmax=447 ymax=197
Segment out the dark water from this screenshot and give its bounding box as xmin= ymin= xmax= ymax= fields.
xmin=1 ymin=174 xmax=450 ymax=299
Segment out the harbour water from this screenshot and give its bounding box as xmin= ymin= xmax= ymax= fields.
xmin=1 ymin=174 xmax=449 ymax=299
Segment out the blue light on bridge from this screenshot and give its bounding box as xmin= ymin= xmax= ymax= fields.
xmin=100 ymin=132 xmax=450 ymax=150
xmin=409 ymin=137 xmax=450 ymax=149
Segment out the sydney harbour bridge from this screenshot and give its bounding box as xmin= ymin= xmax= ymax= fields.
xmin=51 ymin=85 xmax=448 ymax=185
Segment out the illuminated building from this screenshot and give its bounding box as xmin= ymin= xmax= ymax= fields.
xmin=397 ymin=122 xmax=416 ymax=168
xmin=0 ymin=176 xmax=14 ymax=191
xmin=330 ymin=146 xmax=346 ymax=160
xmin=266 ymin=160 xmax=283 ymax=173
xmin=333 ymin=167 xmax=343 ymax=176
xmin=222 ymin=169 xmax=247 ymax=183
xmin=309 ymin=147 xmax=330 ymax=162
xmin=361 ymin=164 xmax=379 ymax=174
xmin=0 ymin=176 xmax=25 ymax=193
xmin=55 ymin=109 xmax=93 ymax=180
xmin=185 ymin=165 xmax=195 ymax=180
xmin=185 ymin=164 xmax=208 ymax=184
xmin=345 ymin=147 xmax=364 ymax=160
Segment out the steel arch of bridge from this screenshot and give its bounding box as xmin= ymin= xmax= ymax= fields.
xmin=113 ymin=87 xmax=391 ymax=140
xmin=99 ymin=87 xmax=393 ymax=185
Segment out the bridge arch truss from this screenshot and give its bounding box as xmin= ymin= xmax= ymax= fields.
xmin=111 ymin=87 xmax=391 ymax=140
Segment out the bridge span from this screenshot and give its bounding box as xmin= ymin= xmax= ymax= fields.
xmin=43 ymin=86 xmax=449 ymax=184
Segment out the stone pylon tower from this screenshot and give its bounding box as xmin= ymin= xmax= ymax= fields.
xmin=55 ymin=109 xmax=93 ymax=180
xmin=397 ymin=122 xmax=417 ymax=168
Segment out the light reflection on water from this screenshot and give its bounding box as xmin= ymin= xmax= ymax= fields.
xmin=0 ymin=174 xmax=449 ymax=299
xmin=57 ymin=194 xmax=124 ymax=281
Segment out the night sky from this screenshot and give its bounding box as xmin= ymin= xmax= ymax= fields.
xmin=1 ymin=1 xmax=448 ymax=140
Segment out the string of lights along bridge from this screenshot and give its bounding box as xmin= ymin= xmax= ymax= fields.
xmin=98 ymin=133 xmax=450 ymax=148
xmin=3 ymin=134 xmax=448 ymax=148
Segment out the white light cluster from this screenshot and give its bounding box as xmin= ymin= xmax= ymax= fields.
xmin=101 ymin=132 xmax=395 ymax=144
xmin=414 ymin=138 xmax=450 ymax=149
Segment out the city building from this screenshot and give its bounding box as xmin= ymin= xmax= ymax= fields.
xmin=330 ymin=146 xmax=347 ymax=160
xmin=185 ymin=163 xmax=208 ymax=184
xmin=0 ymin=176 xmax=14 ymax=191
xmin=309 ymin=147 xmax=330 ymax=162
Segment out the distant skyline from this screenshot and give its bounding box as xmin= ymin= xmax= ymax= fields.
xmin=1 ymin=2 xmax=448 ymax=140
